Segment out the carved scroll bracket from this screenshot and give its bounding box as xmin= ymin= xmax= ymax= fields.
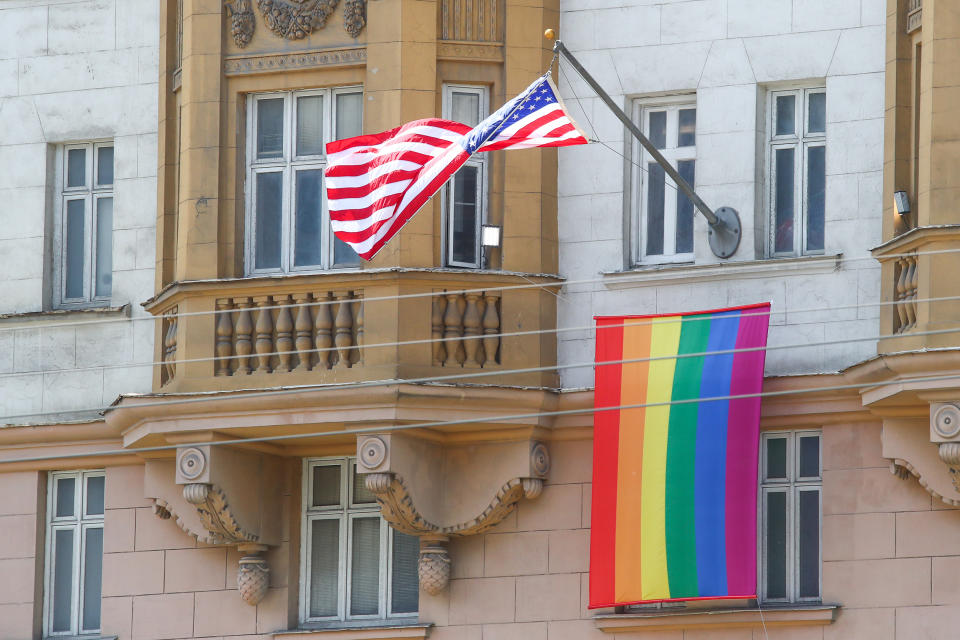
xmin=883 ymin=403 xmax=960 ymax=507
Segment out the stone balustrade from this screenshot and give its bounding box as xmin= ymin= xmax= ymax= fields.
xmin=894 ymin=253 xmax=918 ymax=334
xmin=431 ymin=291 xmax=501 ymax=368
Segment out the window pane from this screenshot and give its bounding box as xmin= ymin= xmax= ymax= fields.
xmin=97 ymin=146 xmax=114 ymax=186
xmin=648 ymin=111 xmax=666 ymax=149
xmin=68 ymin=148 xmax=86 ymax=187
xmin=336 ymin=92 xmax=364 ymax=140
xmin=675 ymin=160 xmax=695 ymax=254
xmin=776 ymin=95 xmax=795 ymax=136
xmin=309 ymin=519 xmax=340 ymax=617
xmin=799 ymin=435 xmax=820 ymax=478
xmin=95 ymin=198 xmax=113 ymax=299
xmin=645 ymin=163 xmax=665 ymax=256
xmin=352 ymin=464 xmax=376 ymax=505
xmin=86 ymin=475 xmax=105 ymax=516
xmin=52 ymin=529 xmax=74 ymax=632
xmin=312 ymin=465 xmax=341 ymax=507
xmin=805 ymin=146 xmax=825 ymax=252
xmin=391 ymin=531 xmax=420 ymax=614
xmin=808 ymin=93 xmax=826 ymax=134
xmin=774 ymin=148 xmax=795 ymax=253
xmin=82 ymin=527 xmax=103 ymax=631
xmin=65 ymin=199 xmax=86 ymax=299
xmin=257 ymin=98 xmax=285 ymax=160
xmin=451 ymin=91 xmax=481 ymax=127
xmin=350 ymin=517 xmax=381 ymax=616
xmin=254 ymin=172 xmax=283 ymax=270
xmin=677 ymin=108 xmax=696 ymax=147
xmin=798 ymin=490 xmax=820 ymax=598
xmin=334 ymin=235 xmax=361 ymax=267
xmin=765 ymin=491 xmax=787 ymax=600
xmin=765 ymin=438 xmax=787 ymax=481
xmin=294 ymin=169 xmax=324 ymax=267
xmin=451 ymin=165 xmax=479 ymax=265
xmin=296 ymin=95 xmax=324 ymax=157
xmin=56 ymin=476 xmax=76 ymax=518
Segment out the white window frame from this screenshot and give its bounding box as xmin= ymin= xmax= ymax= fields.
xmin=245 ymin=87 xmax=363 ymax=275
xmin=442 ymin=84 xmax=489 ymax=269
xmin=767 ymin=87 xmax=826 ymax=258
xmin=299 ymin=458 xmax=418 ymax=625
xmin=43 ymin=470 xmax=105 ymax=637
xmin=631 ymin=96 xmax=697 ymax=266
xmin=759 ymin=430 xmax=822 ymax=604
xmin=54 ymin=141 xmax=114 ymax=309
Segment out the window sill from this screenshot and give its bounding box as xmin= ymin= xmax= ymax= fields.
xmin=602 ymin=254 xmax=842 ymax=289
xmin=0 ymin=304 xmax=130 ymax=327
xmin=273 ymin=623 xmax=431 ymax=640
xmin=593 ymin=603 xmax=838 ymax=633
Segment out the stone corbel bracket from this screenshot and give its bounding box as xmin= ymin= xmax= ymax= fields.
xmin=883 ymin=405 xmax=960 ymax=507
xmin=357 ymin=434 xmax=550 ymax=594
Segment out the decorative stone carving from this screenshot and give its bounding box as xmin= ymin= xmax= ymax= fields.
xmin=183 ymin=483 xmax=260 ymax=545
xmin=359 ymin=437 xmax=387 ymax=469
xmin=225 ymin=0 xmax=255 ymax=47
xmin=178 ymin=447 xmax=207 ymax=481
xmin=237 ymin=548 xmax=270 ymax=606
xmin=224 ymin=48 xmax=367 ymax=75
xmin=531 ymin=442 xmax=550 ymax=476
xmin=344 ymin=0 xmax=366 ymax=38
xmin=418 ymin=539 xmax=450 ymax=596
xmin=257 ymin=0 xmax=339 ymax=40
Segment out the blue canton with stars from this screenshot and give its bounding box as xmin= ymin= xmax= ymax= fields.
xmin=461 ymin=76 xmax=558 ymax=154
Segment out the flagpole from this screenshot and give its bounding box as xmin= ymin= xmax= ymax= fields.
xmin=546 ymin=31 xmax=742 ymax=259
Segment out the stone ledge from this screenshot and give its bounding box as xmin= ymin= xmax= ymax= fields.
xmin=601 ymin=254 xmax=843 ymax=289
xmin=593 ymin=604 xmax=838 ymax=633
xmin=273 ymin=624 xmax=431 ymax=640
xmin=0 ymin=304 xmax=130 ymax=327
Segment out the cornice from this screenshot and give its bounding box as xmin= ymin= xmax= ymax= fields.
xmin=602 ymin=254 xmax=843 ymax=289
xmin=871 ymin=224 xmax=960 ymax=257
xmin=436 ymin=41 xmax=504 ymax=62
xmin=223 ymin=47 xmax=367 ymax=76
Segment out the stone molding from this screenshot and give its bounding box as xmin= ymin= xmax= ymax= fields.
xmin=224 ymin=47 xmax=367 ymax=76
xmin=594 ymin=605 xmax=838 ymax=633
xmin=436 ymin=41 xmax=504 ymax=62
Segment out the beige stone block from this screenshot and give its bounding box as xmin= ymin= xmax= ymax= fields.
xmin=750 ymin=627 xmax=823 ymax=639
xmin=132 ymin=593 xmax=194 ymax=640
xmin=420 ymin=584 xmax=450 ymax=627
xmin=429 ymin=625 xmax=482 ymax=640
xmin=547 ymin=441 xmax=592 ymax=485
xmin=685 ymin=630 xmax=751 ymax=640
xmin=103 ymin=551 xmax=164 ymax=596
xmin=225 ymin=544 xmax=241 ymax=590
xmin=0 ymin=603 xmax=33 ymax=640
xmin=193 ymin=589 xmax=257 ymax=636
xmin=517 ymin=484 xmax=582 ymax=531
xmin=822 ymin=512 xmax=894 ymax=560
xmin=135 ymin=507 xmax=196 ymax=551
xmin=895 ymin=604 xmax=960 ymax=639
xmin=164 ymin=547 xmax=226 ymax=592
xmin=484 ymin=532 xmax=548 ymax=577
xmin=896 ymin=510 xmax=960 ymax=557
xmin=0 ymin=472 xmax=39 ymax=516
xmin=823 ymin=468 xmax=931 ymax=515
xmin=105 ymin=508 xmax=137 ymax=553
xmin=106 ymin=465 xmax=151 ymax=509
xmin=102 ymin=595 xmax=133 ymax=640
xmin=822 ymin=558 xmax=930 ymax=607
xmin=0 ymin=514 xmax=37 ymax=560
xmin=822 ymin=422 xmax=884 ymax=470
xmin=483 ymin=622 xmax=547 ymax=640
xmin=933 ymin=556 xmax=960 ymax=604
xmin=548 ymin=529 xmax=589 ymax=574
xmin=823 ymin=606 xmax=894 ymax=640
xmin=516 ymin=573 xmax=580 ymax=622
xmin=449 ymin=577 xmax=516 ymax=625
xmin=0 ymin=558 xmax=35 ymax=604
xmin=581 ymin=484 xmax=591 ymax=528
xmin=546 ymin=619 xmax=606 ymax=640
xmin=450 ymin=534 xmax=484 ymax=579
xmin=256 ymin=587 xmax=289 ymax=634
xmin=487 ymin=509 xmax=519 ymax=534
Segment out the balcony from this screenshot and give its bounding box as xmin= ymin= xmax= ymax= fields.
xmin=143 ymin=269 xmax=561 ymax=394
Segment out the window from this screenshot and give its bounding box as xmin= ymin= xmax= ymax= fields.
xmin=768 ymin=88 xmax=826 ymax=256
xmin=633 ymin=99 xmax=696 ymax=264
xmin=44 ymin=470 xmax=105 ymax=636
xmin=760 ymin=430 xmax=821 ymax=603
xmin=442 ymin=84 xmax=488 ymax=268
xmin=55 ymin=143 xmax=114 ymax=308
xmin=247 ymin=88 xmax=363 ymax=274
xmin=300 ymin=458 xmax=419 ymax=623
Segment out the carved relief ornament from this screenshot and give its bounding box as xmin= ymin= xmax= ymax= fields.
xmin=224 ymin=0 xmax=364 ymax=47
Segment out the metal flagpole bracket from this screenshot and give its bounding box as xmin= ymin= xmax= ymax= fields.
xmin=546 ymin=32 xmax=742 ymax=259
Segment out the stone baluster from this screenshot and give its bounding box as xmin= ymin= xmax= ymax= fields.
xmin=443 ymin=293 xmax=464 ymax=366
xmin=334 ymin=292 xmax=354 ymax=369
xmin=482 ymin=293 xmax=500 ymax=366
xmin=314 ymin=293 xmax=334 ymax=370
xmin=895 ymin=258 xmax=909 ymax=333
xmin=462 ymin=293 xmax=482 ymax=367
xmin=905 ymin=256 xmax=918 ymax=330
xmin=352 ymin=296 xmax=364 ymax=366
xmin=215 ymin=300 xmax=234 ymax=376
xmin=431 ymin=294 xmax=447 ymax=366
xmin=274 ymin=295 xmax=294 ymax=373
xmin=253 ymin=296 xmax=274 ymax=374
xmin=233 ymin=298 xmax=254 ymax=375
xmin=163 ymin=309 xmax=178 ymax=384
xmin=293 ymin=293 xmax=313 ymax=372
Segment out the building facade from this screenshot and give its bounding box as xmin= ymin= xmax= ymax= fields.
xmin=2 ymin=0 xmax=960 ymax=639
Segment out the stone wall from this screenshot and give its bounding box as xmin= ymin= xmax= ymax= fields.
xmin=0 ymin=472 xmax=43 ymax=640
xmin=0 ymin=0 xmax=159 ymax=421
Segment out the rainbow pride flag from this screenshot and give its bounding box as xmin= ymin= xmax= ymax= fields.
xmin=589 ymin=303 xmax=770 ymax=607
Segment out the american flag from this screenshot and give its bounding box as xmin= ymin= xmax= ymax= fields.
xmin=325 ymin=74 xmax=588 ymax=260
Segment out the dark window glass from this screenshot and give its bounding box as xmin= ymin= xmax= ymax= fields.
xmin=649 ymin=111 xmax=666 ymax=149
xmin=776 ymin=95 xmax=795 ymax=136
xmin=312 ymin=465 xmax=341 ymax=507
xmin=81 ymin=527 xmax=103 ymax=631
xmin=254 ymin=172 xmax=283 ymax=270
xmin=56 ymin=477 xmax=76 ymax=518
xmin=391 ymin=531 xmax=420 ymax=614
xmin=805 ymin=146 xmax=825 ymax=252
xmin=451 ymin=165 xmax=479 ymax=265
xmin=52 ymin=529 xmax=74 ymax=632
xmin=798 ymin=490 xmax=820 ymax=598
xmin=85 ymin=476 xmax=105 ymax=516
xmin=296 ymin=95 xmax=324 ymax=157
xmin=95 ymin=198 xmax=113 ymax=298
xmin=352 ymin=464 xmax=376 ymax=505
xmin=68 ymin=148 xmax=86 ymax=188
xmin=65 ymin=199 xmax=86 ymax=299
xmin=766 ymin=438 xmax=787 ymax=480
xmin=774 ymin=148 xmax=795 ymax=253
xmin=765 ymin=491 xmax=787 ymax=600
xmin=309 ymin=519 xmax=339 ymax=617
xmin=675 ymin=160 xmax=695 ymax=254
xmin=678 ymin=108 xmax=696 ymax=147
xmin=350 ymin=517 xmax=381 ymax=616
xmin=257 ymin=99 xmax=285 ymax=159
xmin=294 ymin=169 xmax=324 ymax=267
xmin=799 ymin=435 xmax=820 ymax=478
xmin=808 ymin=93 xmax=826 ymax=134
xmin=645 ymin=163 xmax=665 ymax=256
xmin=97 ymin=147 xmax=114 ymax=186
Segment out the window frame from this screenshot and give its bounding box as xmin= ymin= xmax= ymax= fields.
xmin=245 ymin=87 xmax=364 ymax=276
xmin=631 ymin=96 xmax=697 ymax=266
xmin=43 ymin=470 xmax=106 ymax=637
xmin=766 ymin=87 xmax=827 ymax=258
xmin=759 ymin=430 xmax=822 ymax=605
xmin=298 ymin=457 xmax=418 ymax=625
xmin=441 ymin=83 xmax=489 ymax=269
xmin=54 ymin=141 xmax=115 ymax=309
